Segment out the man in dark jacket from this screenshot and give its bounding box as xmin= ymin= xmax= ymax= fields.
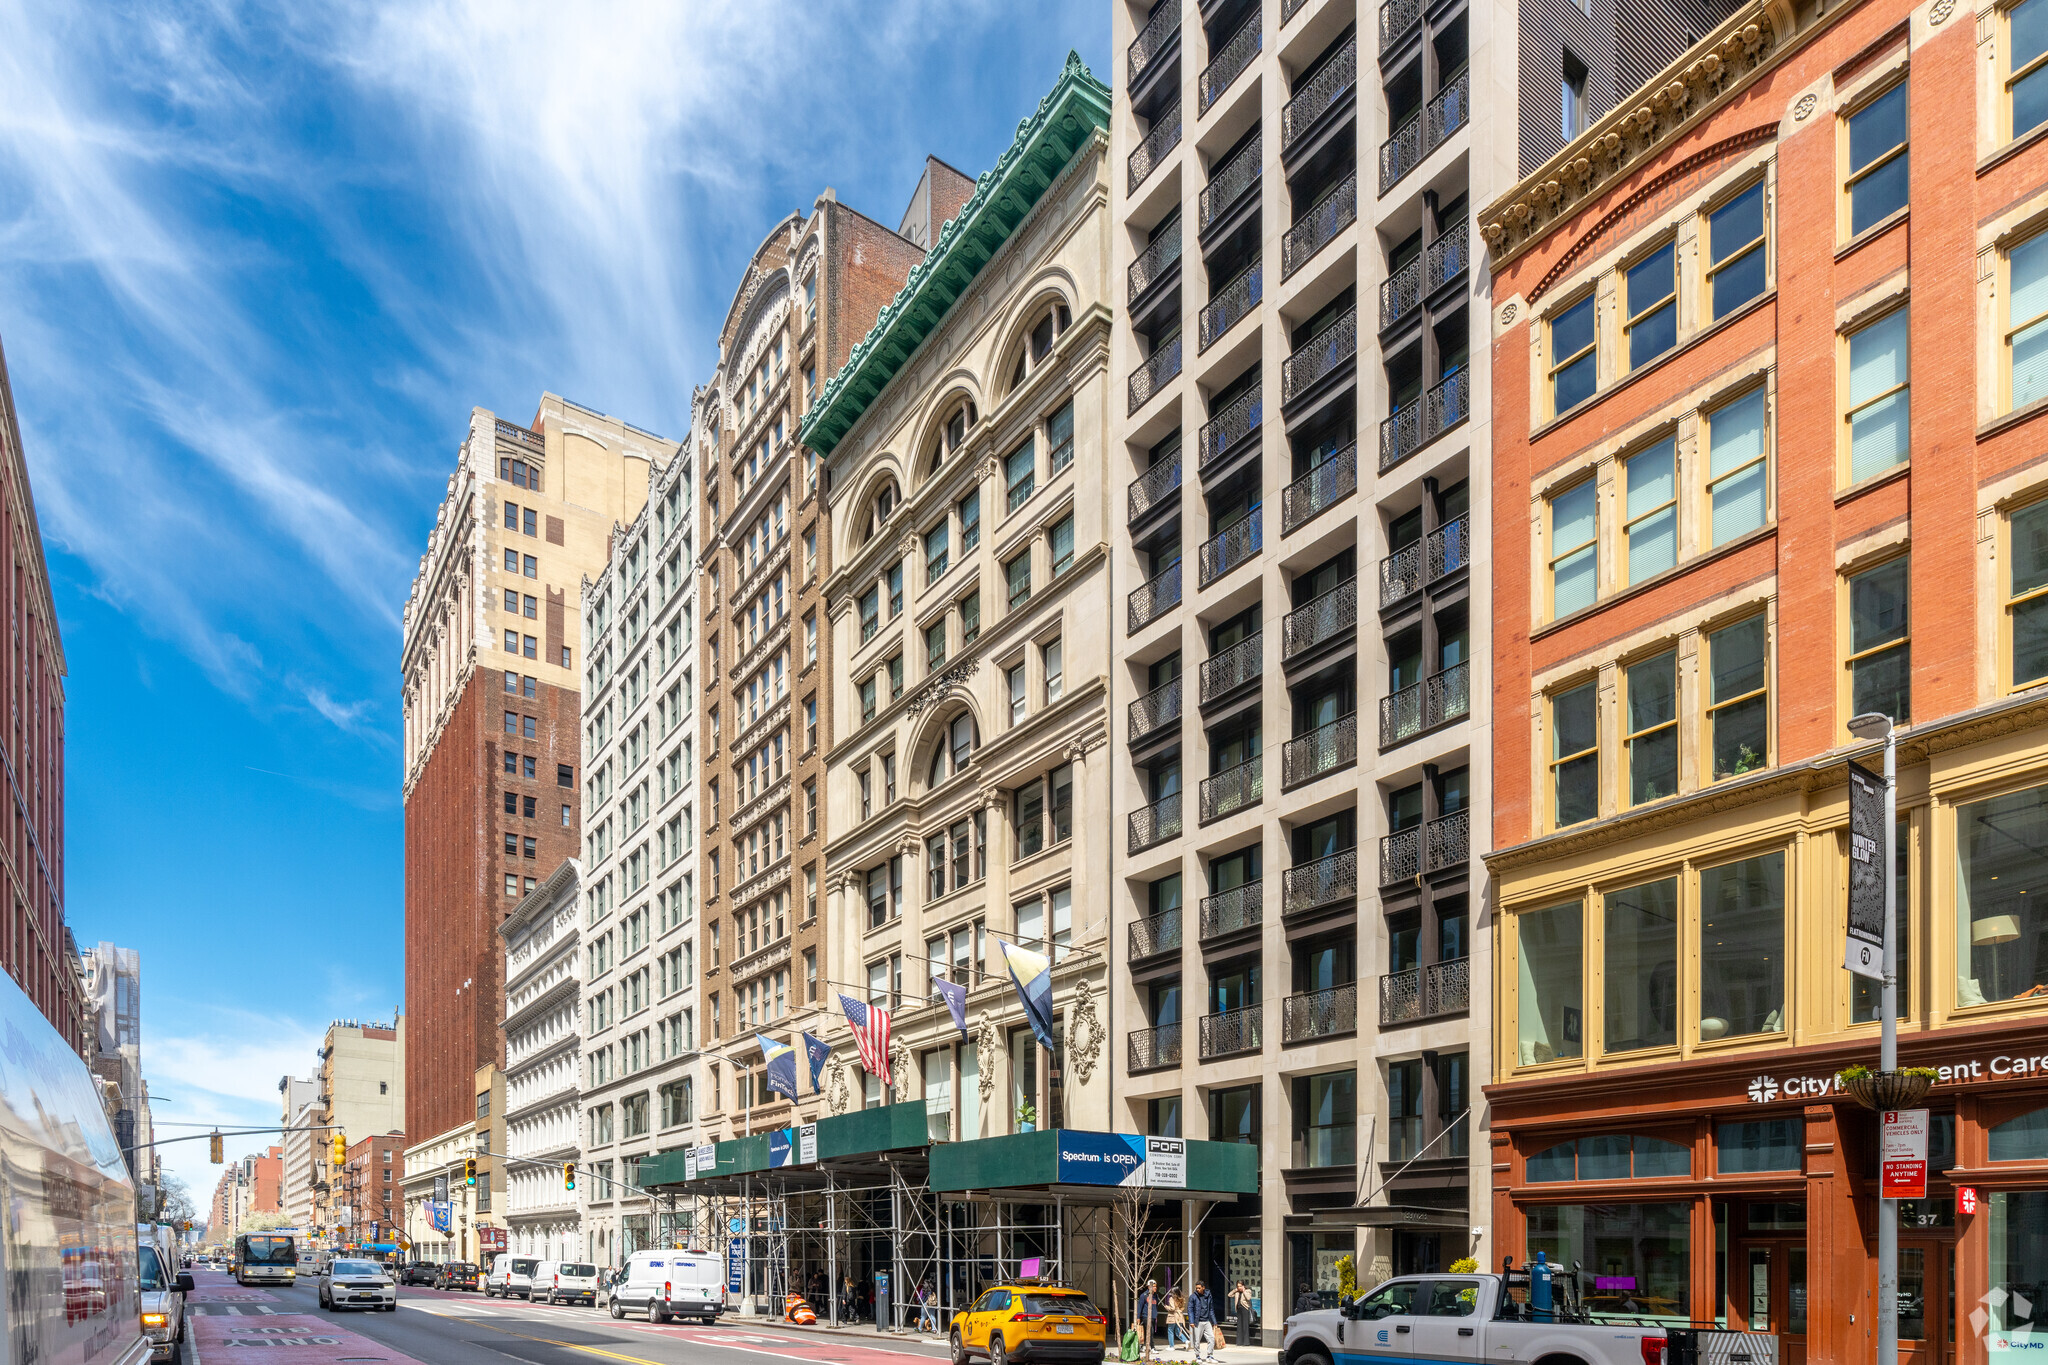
xmin=1294 ymin=1282 xmax=1320 ymax=1315
xmin=1186 ymin=1282 xmax=1217 ymax=1362
xmin=1137 ymin=1281 xmax=1159 ymax=1359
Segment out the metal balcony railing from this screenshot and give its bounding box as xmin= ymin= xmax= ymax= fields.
xmin=1379 ymin=661 xmax=1469 ymax=747
xmin=1200 ymin=15 xmax=1261 ymax=114
xmin=1199 ymin=382 xmax=1262 ymax=470
xmin=1129 ymin=103 xmax=1184 ymax=194
xmin=1282 ymin=442 xmax=1357 ymax=534
xmin=1381 ymin=69 xmax=1469 ymax=193
xmin=1427 ymin=220 xmax=1470 ymax=293
xmin=1427 ymin=808 xmax=1471 ymax=872
xmin=1283 ymin=984 xmax=1358 ymax=1043
xmin=1380 ymin=367 xmax=1470 ymax=472
xmin=1281 ymin=305 xmax=1357 ymax=404
xmin=1200 ymin=1005 xmax=1263 ymax=1059
xmin=1379 ymin=958 xmax=1471 ymax=1025
xmin=1283 ymin=849 xmax=1357 ymax=917
xmin=1200 ymin=256 xmax=1262 ymax=351
xmin=1283 ymin=578 xmax=1356 ymax=660
xmin=1381 ymin=825 xmax=1421 ymax=883
xmin=1284 ymin=714 xmax=1357 ymax=789
xmin=1428 ymin=68 xmax=1471 ymax=147
xmin=1284 ymin=0 xmax=1312 ymax=24
xmin=1128 ymin=560 xmax=1183 ymax=633
xmin=1379 ymin=0 xmax=1423 ymax=50
xmin=1129 ymin=215 xmax=1183 ymax=304
xmin=1380 ymin=255 xmax=1423 ymax=331
xmin=1130 ymin=908 xmax=1182 ymax=961
xmin=1428 ymin=514 xmax=1470 ymax=580
xmin=1129 ymin=675 xmax=1183 ymax=744
xmin=1282 ymin=170 xmax=1358 ymax=279
xmin=1128 ymin=1023 xmax=1183 ymax=1073
xmin=1379 ymin=113 xmax=1424 ymax=195
xmin=1129 ymin=3 xmax=1181 ymax=83
xmin=1282 ymin=35 xmax=1357 ymax=151
xmin=1129 ymin=333 xmax=1183 ymax=414
xmin=1199 ymin=132 xmax=1262 ymax=233
xmin=1129 ymin=792 xmax=1183 ymax=853
xmin=1381 ymin=541 xmax=1424 ymax=606
xmin=1200 ymin=631 xmax=1263 ymax=704
xmin=1200 ymin=880 xmax=1263 ymax=940
xmin=1198 ymin=510 xmax=1262 ymax=588
xmin=1129 ymin=451 xmax=1182 ymax=523
xmin=1200 ymin=756 xmax=1263 ymax=824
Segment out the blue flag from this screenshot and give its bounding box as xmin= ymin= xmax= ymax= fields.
xmin=998 ymin=940 xmax=1057 ymax=1052
xmin=758 ymin=1034 xmax=799 ymax=1102
xmin=934 ymin=976 xmax=968 ymax=1034
xmin=802 ymin=1031 xmax=832 ymax=1092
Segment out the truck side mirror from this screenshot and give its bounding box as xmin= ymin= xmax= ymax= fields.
xmin=176 ymin=1273 xmax=195 ymax=1292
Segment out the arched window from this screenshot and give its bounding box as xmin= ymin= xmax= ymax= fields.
xmin=1525 ymin=1133 xmax=1690 ymax=1182
xmin=862 ymin=479 xmax=900 ymax=544
xmin=927 ymin=400 xmax=978 ymax=476
xmin=1009 ymin=302 xmax=1073 ymax=390
xmin=927 ymin=711 xmax=978 ymax=787
xmin=1991 ymin=1106 xmax=2048 ymax=1161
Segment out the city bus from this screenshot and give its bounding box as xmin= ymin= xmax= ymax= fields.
xmin=233 ymin=1232 xmax=299 ymax=1286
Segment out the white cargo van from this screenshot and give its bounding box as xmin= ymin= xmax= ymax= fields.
xmin=607 ymin=1250 xmax=724 ymax=1323
xmin=486 ymin=1254 xmax=541 ymax=1299
xmin=535 ymin=1260 xmax=601 ymax=1305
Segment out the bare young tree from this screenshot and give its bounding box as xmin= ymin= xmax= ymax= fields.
xmin=1108 ymin=1184 xmax=1176 ymax=1354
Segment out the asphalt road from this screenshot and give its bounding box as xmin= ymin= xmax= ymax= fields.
xmin=185 ymin=1268 xmax=954 ymax=1365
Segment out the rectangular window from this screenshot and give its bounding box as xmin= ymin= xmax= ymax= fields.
xmin=1043 ymin=639 xmax=1064 ymax=702
xmin=959 ymin=490 xmax=981 ymax=552
xmin=860 ymin=588 xmax=880 ymax=644
xmin=1049 ymin=764 xmax=1073 ymax=845
xmin=1549 ymin=479 xmax=1598 ymax=616
xmin=1623 ymin=242 xmax=1677 ymax=371
xmin=1006 ymin=551 xmax=1032 ymax=610
xmin=1527 ymin=1205 xmax=1691 ymax=1323
xmin=1008 ymin=664 xmax=1027 ymax=723
xmin=1708 ymin=614 xmax=1770 ymax=779
xmin=2010 ymin=231 xmax=2048 ymax=411
xmin=1550 ymin=681 xmax=1598 ymax=828
xmin=1957 ymin=784 xmax=2048 ymax=1006
xmin=1549 ymin=294 xmax=1598 ymax=414
xmin=860 ymin=677 xmax=877 ymax=723
xmin=1717 ymin=1118 xmax=1803 ymax=1173
xmin=1624 ymin=439 xmax=1676 ymax=585
xmin=926 ymin=620 xmax=947 ymax=670
xmin=1047 ymin=401 xmax=1075 ymax=473
xmin=1604 ymin=878 xmax=1678 ymax=1053
xmin=1049 ymin=515 xmax=1075 ymax=578
xmin=1706 ymin=388 xmax=1769 ymax=546
xmin=1708 ymin=181 xmax=1768 ymax=319
xmin=888 ymin=561 xmax=904 ymax=617
xmin=1015 ymin=780 xmax=1045 ymax=858
xmin=1846 ymin=81 xmax=1909 ymax=237
xmin=926 ymin=522 xmax=950 ymax=584
xmin=1699 ymin=851 xmax=1786 ymax=1038
xmin=961 ymin=591 xmax=981 ymax=645
xmin=1517 ymin=901 xmax=1583 ymax=1064
xmin=1624 ymin=651 xmax=1678 ymax=806
xmin=2011 ymin=499 xmax=2048 ymax=688
xmin=1561 ymin=50 xmax=1589 ymax=139
xmin=1005 ymin=439 xmax=1035 ymax=513
xmin=1847 ymin=556 xmax=1910 ymax=723
xmin=1846 ymin=309 xmax=1910 ymax=483
xmin=888 ymin=653 xmax=904 ymax=700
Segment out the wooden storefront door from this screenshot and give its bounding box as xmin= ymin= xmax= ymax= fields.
xmin=1897 ymin=1240 xmax=1957 ymax=1365
xmin=1729 ymin=1241 xmax=1807 ymax=1365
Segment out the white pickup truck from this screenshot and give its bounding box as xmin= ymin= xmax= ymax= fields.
xmin=1279 ymin=1263 xmax=1769 ymax=1365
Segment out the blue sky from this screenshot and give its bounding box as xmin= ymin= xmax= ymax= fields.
xmin=0 ymin=0 xmax=1106 ymax=1210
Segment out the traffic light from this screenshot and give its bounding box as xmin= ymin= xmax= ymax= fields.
xmin=330 ymin=1132 xmax=347 ymax=1166
xmin=563 ymin=1162 xmax=575 ymax=1191
xmin=463 ymin=1157 xmax=477 ymax=1186
xmin=209 ymin=1132 xmax=223 ymax=1164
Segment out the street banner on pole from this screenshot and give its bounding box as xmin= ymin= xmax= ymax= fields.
xmin=1847 ymin=760 xmax=1887 ymax=980
xmin=1881 ymin=1108 xmax=1930 ymax=1199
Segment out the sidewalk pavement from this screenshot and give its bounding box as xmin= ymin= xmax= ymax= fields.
xmin=715 ymin=1315 xmax=1274 ymax=1365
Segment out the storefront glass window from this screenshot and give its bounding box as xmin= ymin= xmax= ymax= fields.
xmin=1716 ymin=1118 xmax=1803 ymax=1173
xmin=1699 ymin=851 xmax=1785 ymax=1039
xmin=1527 ymin=1203 xmax=1690 ymax=1322
xmin=1605 ymin=878 xmax=1678 ymax=1053
xmin=1527 ymin=1134 xmax=1689 ymax=1182
xmin=1958 ymin=784 xmax=2048 ymax=1006
xmin=1988 ymin=1192 xmax=2048 ymax=1335
xmin=1518 ymin=902 xmax=1583 ymax=1065
xmin=1296 ymin=1070 xmax=1357 ymax=1167
xmin=1990 ymin=1106 xmax=2048 ymax=1160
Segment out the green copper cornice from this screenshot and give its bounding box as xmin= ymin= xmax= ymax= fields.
xmin=798 ymin=51 xmax=1111 ymax=459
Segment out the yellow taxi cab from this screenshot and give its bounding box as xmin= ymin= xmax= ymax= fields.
xmin=949 ymin=1284 xmax=1108 ymax=1365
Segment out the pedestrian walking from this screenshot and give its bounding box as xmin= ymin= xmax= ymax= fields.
xmin=1165 ymin=1288 xmax=1188 ymax=1349
xmin=1137 ymin=1280 xmax=1160 ymax=1360
xmin=1293 ymin=1282 xmax=1319 ymax=1315
xmin=1187 ymin=1282 xmax=1218 ymax=1362
xmin=917 ymin=1279 xmax=939 ymax=1333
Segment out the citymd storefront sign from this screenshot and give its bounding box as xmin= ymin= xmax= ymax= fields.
xmin=1747 ymin=1049 xmax=2048 ymax=1102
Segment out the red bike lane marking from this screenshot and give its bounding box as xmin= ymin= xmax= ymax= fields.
xmin=193 ymin=1311 xmax=432 ymax=1365
xmin=660 ymin=1325 xmax=944 ymax=1364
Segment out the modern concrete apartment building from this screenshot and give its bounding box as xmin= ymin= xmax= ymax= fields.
xmin=690 ymin=173 xmax=941 ymax=1136
xmin=308 ymin=1018 xmax=403 ymax=1235
xmin=501 ymin=860 xmax=584 ymax=1261
xmin=402 ymin=399 xmax=669 ymax=1146
xmin=576 ymin=440 xmax=701 ymax=1261
xmin=1106 ymin=0 xmax=1746 ymax=1313
xmin=806 ymin=57 xmax=1114 ymax=1135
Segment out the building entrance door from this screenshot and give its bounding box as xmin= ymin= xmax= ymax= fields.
xmin=1897 ymin=1240 xmax=1957 ymax=1365
xmin=1728 ymin=1241 xmax=1807 ymax=1365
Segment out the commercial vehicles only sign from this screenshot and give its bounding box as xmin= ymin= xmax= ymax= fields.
xmin=1881 ymin=1108 xmax=1929 ymax=1199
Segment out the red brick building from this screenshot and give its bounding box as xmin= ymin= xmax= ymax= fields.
xmin=338 ymin=1132 xmax=406 ymax=1245
xmin=401 ymin=399 xmax=672 ymax=1145
xmin=1482 ymin=0 xmax=2048 ymax=1354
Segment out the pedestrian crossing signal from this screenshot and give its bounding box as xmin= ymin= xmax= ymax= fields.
xmin=563 ymin=1163 xmax=575 ymax=1191
xmin=209 ymin=1132 xmax=223 ymax=1164
xmin=464 ymin=1157 xmax=477 ymax=1186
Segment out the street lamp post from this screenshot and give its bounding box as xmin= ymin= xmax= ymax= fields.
xmin=1848 ymin=711 xmax=1899 ymax=1365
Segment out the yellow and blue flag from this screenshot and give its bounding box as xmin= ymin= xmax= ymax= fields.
xmin=758 ymin=1033 xmax=799 ymax=1101
xmin=998 ymin=939 xmax=1056 ymax=1051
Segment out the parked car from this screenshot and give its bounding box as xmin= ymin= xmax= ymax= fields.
xmin=948 ymin=1285 xmax=1107 ymax=1365
xmin=485 ymin=1255 xmax=541 ymax=1300
xmin=435 ymin=1262 xmax=481 ymax=1292
xmin=138 ymin=1224 xmax=195 ymax=1364
xmin=318 ymin=1259 xmax=397 ymax=1313
xmin=399 ymin=1262 xmax=440 ymax=1286
xmin=535 ymin=1261 xmax=601 ymax=1306
xmin=607 ymin=1250 xmax=726 ymax=1324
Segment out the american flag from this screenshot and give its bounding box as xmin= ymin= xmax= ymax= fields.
xmin=836 ymin=992 xmax=891 ymax=1086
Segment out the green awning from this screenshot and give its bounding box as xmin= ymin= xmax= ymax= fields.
xmin=929 ymin=1130 xmax=1256 ymax=1199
